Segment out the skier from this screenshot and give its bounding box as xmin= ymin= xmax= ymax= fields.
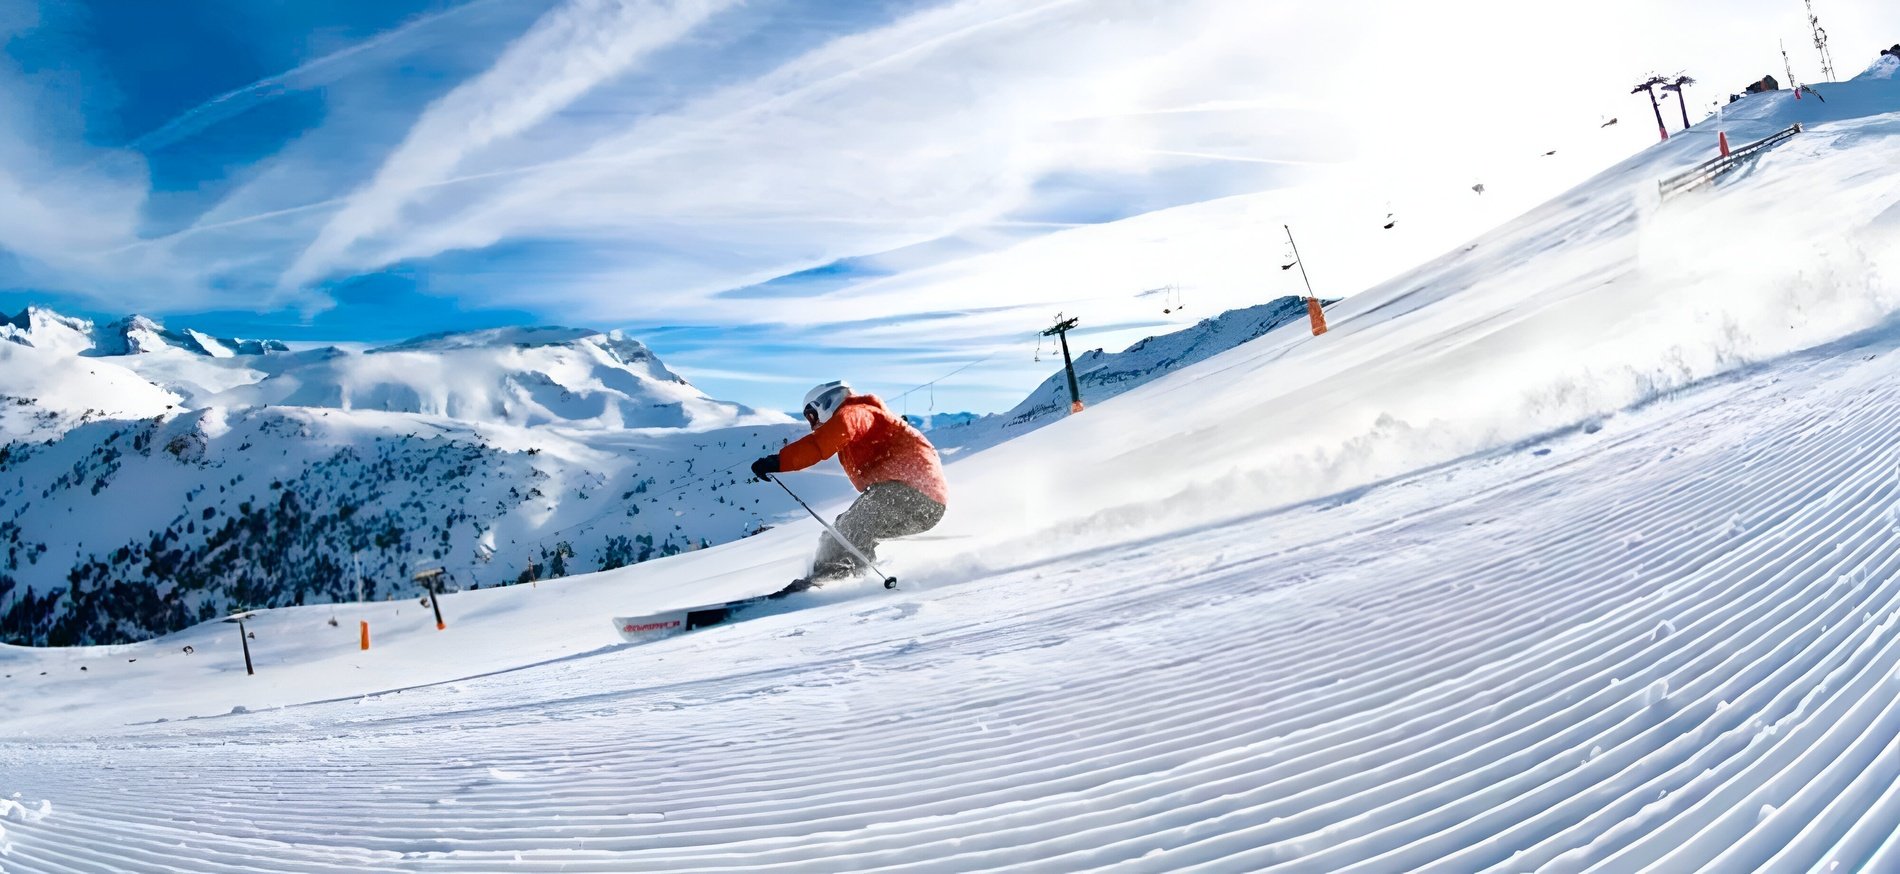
xmin=750 ymin=381 xmax=947 ymax=592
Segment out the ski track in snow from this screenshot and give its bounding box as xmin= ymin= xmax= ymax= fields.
xmin=5 ymin=333 xmax=1900 ymax=871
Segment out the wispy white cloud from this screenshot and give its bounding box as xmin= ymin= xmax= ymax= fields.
xmin=283 ymin=0 xmax=744 ymax=289
xmin=284 ymin=0 xmax=1322 ymax=314
xmin=0 ymin=0 xmax=532 ymax=311
xmin=0 ymin=9 xmax=173 ymax=303
xmin=120 ymin=0 xmax=524 ymax=155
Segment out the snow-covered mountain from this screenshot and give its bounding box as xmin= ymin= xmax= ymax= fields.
xmin=2 ymin=308 xmax=296 ymax=427
xmin=902 ymin=410 xmax=981 ymax=431
xmin=0 ymin=312 xmax=826 ymax=646
xmin=0 ymin=343 xmax=181 ymax=441
xmin=0 ymin=307 xmax=97 ymax=357
xmin=0 ymin=405 xmax=842 ymax=646
xmin=0 ymin=307 xmax=289 ymax=358
xmin=209 ymin=326 xmax=772 ymax=430
xmin=927 ymin=295 xmax=1325 ymax=453
xmin=4 ymin=309 xmax=782 ymax=431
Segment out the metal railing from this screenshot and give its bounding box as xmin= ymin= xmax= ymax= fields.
xmin=1658 ymin=123 xmax=1802 ymax=200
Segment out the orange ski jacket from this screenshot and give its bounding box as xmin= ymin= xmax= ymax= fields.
xmin=778 ymin=395 xmax=948 ymax=505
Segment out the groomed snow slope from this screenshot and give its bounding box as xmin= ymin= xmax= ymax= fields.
xmin=3 ymin=74 xmax=1900 ymax=870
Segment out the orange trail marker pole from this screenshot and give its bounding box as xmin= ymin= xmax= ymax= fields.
xmin=1305 ymin=297 xmax=1329 ymax=336
xmin=1284 ymin=225 xmax=1329 ymax=336
xmin=359 ymin=620 xmax=371 ymax=651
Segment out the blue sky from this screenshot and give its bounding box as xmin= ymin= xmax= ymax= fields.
xmin=3 ymin=0 xmax=1895 ymax=414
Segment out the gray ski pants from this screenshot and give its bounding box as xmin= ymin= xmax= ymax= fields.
xmin=811 ymin=481 xmax=945 ymax=581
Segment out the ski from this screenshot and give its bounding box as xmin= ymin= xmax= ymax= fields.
xmin=609 ymin=578 xmax=839 ymax=644
xmin=612 ymin=596 xmax=768 ymax=644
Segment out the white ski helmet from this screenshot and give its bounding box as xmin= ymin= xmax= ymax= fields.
xmin=802 ymin=380 xmax=852 ymax=425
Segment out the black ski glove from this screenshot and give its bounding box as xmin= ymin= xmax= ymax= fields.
xmin=751 ymin=454 xmax=780 ymax=480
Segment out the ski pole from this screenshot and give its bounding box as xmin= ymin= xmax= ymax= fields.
xmin=768 ymin=475 xmax=898 ymax=589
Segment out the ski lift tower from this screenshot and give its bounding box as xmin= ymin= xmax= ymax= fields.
xmin=1041 ymin=314 xmax=1085 ymax=414
xmin=1661 ymin=75 xmax=1696 ymax=129
xmin=413 ymin=566 xmax=449 ymax=630
xmin=223 ymin=610 xmax=258 ymax=676
xmin=1631 ymin=75 xmax=1673 ymax=141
